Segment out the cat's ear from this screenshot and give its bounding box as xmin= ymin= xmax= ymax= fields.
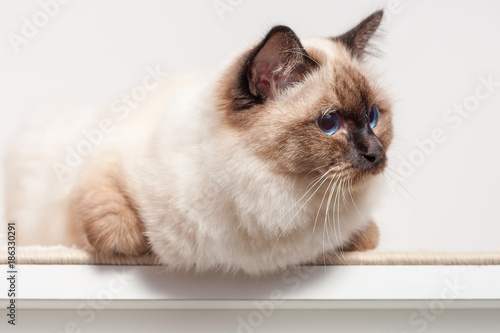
xmin=333 ymin=10 xmax=384 ymax=58
xmin=247 ymin=26 xmax=317 ymax=101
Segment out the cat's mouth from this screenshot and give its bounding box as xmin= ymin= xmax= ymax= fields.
xmin=317 ymin=154 xmax=387 ymax=187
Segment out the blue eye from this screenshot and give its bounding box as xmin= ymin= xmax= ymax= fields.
xmin=317 ymin=112 xmax=340 ymax=135
xmin=368 ymin=105 xmax=379 ymax=128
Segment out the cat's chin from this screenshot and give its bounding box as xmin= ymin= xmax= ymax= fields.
xmin=315 ymin=162 xmax=386 ymax=193
xmin=349 ymin=173 xmax=379 ymax=192
xmin=349 ymin=166 xmax=387 ymax=192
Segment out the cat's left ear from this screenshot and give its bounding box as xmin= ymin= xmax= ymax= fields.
xmin=333 ymin=10 xmax=384 ymax=58
xmin=247 ymin=26 xmax=317 ymax=101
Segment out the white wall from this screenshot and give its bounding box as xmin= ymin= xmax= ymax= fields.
xmin=1 ymin=0 xmax=499 ymax=250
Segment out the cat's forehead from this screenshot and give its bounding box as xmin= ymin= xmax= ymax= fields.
xmin=305 ymin=38 xmax=375 ymax=116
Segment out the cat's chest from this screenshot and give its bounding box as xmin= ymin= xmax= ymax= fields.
xmin=228 ymin=173 xmax=347 ymax=233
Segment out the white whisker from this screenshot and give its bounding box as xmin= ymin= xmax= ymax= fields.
xmin=270 ymin=170 xmax=332 ymax=258
xmin=347 ymin=178 xmax=362 ymax=217
xmin=332 ymin=178 xmax=346 ymax=264
xmin=313 ymin=174 xmax=336 ymax=233
xmin=274 ymin=169 xmax=331 ymax=227
xmin=382 ymin=170 xmax=429 ymax=221
xmin=323 ymin=174 xmax=345 ymax=266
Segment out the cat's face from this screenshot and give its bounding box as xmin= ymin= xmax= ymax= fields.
xmin=218 ymin=10 xmax=392 ymax=187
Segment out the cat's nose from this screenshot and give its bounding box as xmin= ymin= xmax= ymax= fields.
xmin=362 ymin=152 xmax=382 ymax=164
xmin=351 ymin=133 xmax=385 ymax=170
xmin=361 ymin=138 xmax=384 ymax=163
xmin=360 ymin=138 xmax=384 ymax=167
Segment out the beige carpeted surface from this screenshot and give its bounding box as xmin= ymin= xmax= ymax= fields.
xmin=1 ymin=246 xmax=500 ymax=265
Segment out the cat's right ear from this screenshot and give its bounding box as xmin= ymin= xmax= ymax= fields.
xmin=246 ymin=26 xmax=317 ymax=102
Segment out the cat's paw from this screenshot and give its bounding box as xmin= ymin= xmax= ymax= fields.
xmin=310 ymin=221 xmax=379 ymax=265
xmin=82 ymin=206 xmax=149 ymax=257
xmin=342 ymin=220 xmax=379 ymax=252
xmin=71 ymin=157 xmax=149 ymax=256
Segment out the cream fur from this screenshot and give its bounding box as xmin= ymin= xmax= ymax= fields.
xmin=5 ymin=37 xmax=387 ymax=275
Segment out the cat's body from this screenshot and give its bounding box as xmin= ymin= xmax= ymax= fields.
xmin=5 ymin=11 xmax=392 ymax=275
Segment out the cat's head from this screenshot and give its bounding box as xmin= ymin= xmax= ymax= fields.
xmin=218 ymin=10 xmax=392 ymax=188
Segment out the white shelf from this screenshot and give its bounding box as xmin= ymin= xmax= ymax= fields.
xmin=2 ymin=264 xmax=499 ymax=310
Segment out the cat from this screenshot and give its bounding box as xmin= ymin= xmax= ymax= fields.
xmin=4 ymin=10 xmax=392 ymax=275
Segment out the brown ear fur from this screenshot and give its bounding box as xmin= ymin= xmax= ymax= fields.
xmin=248 ymin=25 xmax=318 ymax=101
xmin=70 ymin=154 xmax=149 ymax=256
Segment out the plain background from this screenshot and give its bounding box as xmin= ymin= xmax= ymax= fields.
xmin=1 ymin=0 xmax=499 ymax=251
